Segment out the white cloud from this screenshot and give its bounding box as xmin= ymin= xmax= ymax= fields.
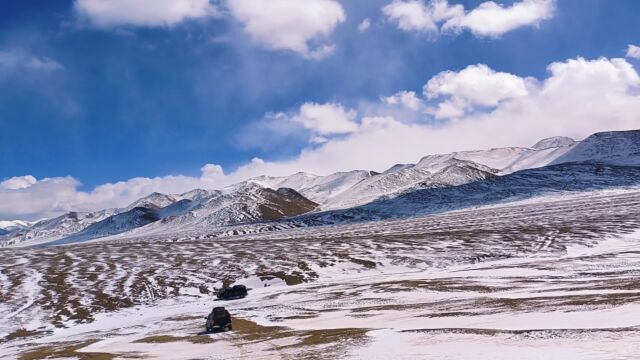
xmin=74 ymin=0 xmax=344 ymax=58
xmin=358 ymin=18 xmax=371 ymax=33
xmin=1 ymin=176 xmax=37 ymax=190
xmin=382 ymin=0 xmax=463 ymax=33
xmin=424 ymin=64 xmax=533 ymax=118
xmin=3 ymin=57 xmax=639 ymax=221
xmin=25 ymin=57 xmax=64 ymax=71
xmin=0 ymin=50 xmax=63 ymax=71
xmin=382 ymin=91 xmax=425 ymax=111
xmin=200 ymin=163 xmax=225 ymax=179
xmin=443 ymin=0 xmax=555 ymax=37
xmin=384 ymin=0 xmax=436 ymax=32
xmin=237 ymin=102 xmax=359 ymax=150
xmin=236 ymin=111 xmax=307 ymax=151
xmin=384 ymin=0 xmax=554 ymax=37
xmin=427 ymin=96 xmax=466 ymax=119
xmin=294 ymin=102 xmax=358 ymax=135
xmin=74 ymin=0 xmax=219 ymax=28
xmin=627 ymin=44 xmax=640 ymax=60
xmin=310 ymin=135 xmax=329 ymax=144
xmin=0 ymin=166 xmax=229 ymax=220
xmin=0 ymin=177 xmax=81 ymax=220
xmin=306 ymin=44 xmax=337 ymax=61
xmin=227 ymin=0 xmax=345 ymax=58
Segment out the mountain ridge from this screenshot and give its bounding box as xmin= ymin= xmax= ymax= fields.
xmin=2 ymin=129 xmax=638 ymax=247
xmin=47 ymin=183 xmax=318 ymax=245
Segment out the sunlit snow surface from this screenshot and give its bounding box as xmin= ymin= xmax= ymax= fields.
xmin=2 ymin=190 xmax=640 ymax=359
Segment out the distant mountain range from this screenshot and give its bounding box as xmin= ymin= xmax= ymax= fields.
xmin=2 ymin=129 xmax=639 ymax=247
xmin=0 ymin=220 xmax=34 ymax=236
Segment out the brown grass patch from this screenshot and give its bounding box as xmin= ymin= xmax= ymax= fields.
xmin=133 ymin=335 xmax=182 ymax=343
xmin=3 ymin=328 xmax=45 ymax=342
xmin=133 ymin=334 xmax=216 ymax=344
xmin=278 ymin=314 xmax=319 ymax=320
xmin=164 ymin=314 xmax=203 ymax=322
xmin=257 ymin=270 xmax=306 ymax=286
xmin=232 ymin=318 xmax=292 ymax=343
xmin=294 ymin=327 xmax=368 ymax=347
xmin=232 ymin=317 xmax=369 ymax=358
xmin=18 ymin=340 xmax=120 ymax=360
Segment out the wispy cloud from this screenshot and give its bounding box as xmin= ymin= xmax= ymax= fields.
xmin=358 ymin=18 xmax=371 ymax=33
xmin=0 ymin=50 xmax=63 ymax=71
xmin=627 ymin=44 xmax=640 ymax=59
xmin=236 ymin=102 xmax=358 ymax=150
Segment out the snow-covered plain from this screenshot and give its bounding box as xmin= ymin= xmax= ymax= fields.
xmin=1 ymin=189 xmax=640 ymax=359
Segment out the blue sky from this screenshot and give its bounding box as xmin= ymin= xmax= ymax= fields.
xmin=1 ymin=0 xmax=640 ymax=220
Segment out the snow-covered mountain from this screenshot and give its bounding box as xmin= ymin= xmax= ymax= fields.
xmin=321 ymin=159 xmax=497 ymax=210
xmin=0 ymin=210 xmax=119 ymax=247
xmin=249 ymin=137 xmax=574 ymax=211
xmin=531 ymin=136 xmax=576 ymax=150
xmin=499 ymin=145 xmax=574 ymax=174
xmin=312 ymin=162 xmax=640 ymax=223
xmin=123 ymin=192 xmax=181 ymax=211
xmin=305 ymin=130 xmax=640 ymax=223
xmin=2 ymin=129 xmax=638 ymax=247
xmin=550 ymin=130 xmax=640 ymax=166
xmin=126 ymin=183 xmax=317 ymax=237
xmin=0 ymin=187 xmax=224 ymax=247
xmin=251 ymin=170 xmax=376 ymax=205
xmin=49 ymin=207 xmax=162 ymax=245
xmin=49 ymin=182 xmax=318 ymax=244
xmin=0 ymin=220 xmax=33 ymax=235
xmin=415 ymin=147 xmax=529 ymax=173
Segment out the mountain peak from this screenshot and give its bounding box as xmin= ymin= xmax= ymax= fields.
xmin=531 ymin=136 xmax=576 ymax=150
xmin=179 ymin=188 xmax=215 ymax=201
xmin=587 ymin=129 xmax=640 ymax=141
xmin=550 ymin=129 xmax=640 ymax=166
xmin=0 ymin=220 xmax=34 ymax=233
xmin=124 ymin=192 xmax=178 ymax=211
xmin=383 ymin=164 xmax=413 ymax=174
